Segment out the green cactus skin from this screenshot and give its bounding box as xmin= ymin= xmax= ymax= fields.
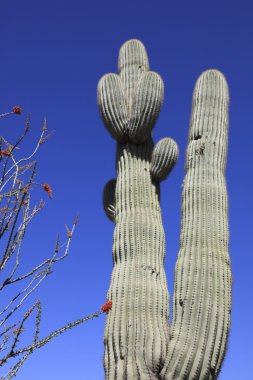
xmin=98 ymin=40 xmax=231 ymax=380
xmin=160 ymin=70 xmax=232 ymax=380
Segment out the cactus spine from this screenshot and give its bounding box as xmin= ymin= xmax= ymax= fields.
xmin=98 ymin=40 xmax=231 ymax=380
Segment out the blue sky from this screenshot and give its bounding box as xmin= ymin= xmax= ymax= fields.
xmin=0 ymin=0 xmax=252 ymax=379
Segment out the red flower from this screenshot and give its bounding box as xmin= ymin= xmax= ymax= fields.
xmin=1 ymin=150 xmax=11 ymax=156
xmin=43 ymin=183 xmax=53 ymax=199
xmin=101 ymin=300 xmax=112 ymax=314
xmin=12 ymin=106 xmax=23 ymax=115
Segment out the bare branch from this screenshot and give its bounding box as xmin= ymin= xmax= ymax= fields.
xmin=0 ymin=111 xmax=101 ymax=380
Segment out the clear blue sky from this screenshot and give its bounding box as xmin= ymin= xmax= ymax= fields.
xmin=0 ymin=1 xmax=252 ymax=379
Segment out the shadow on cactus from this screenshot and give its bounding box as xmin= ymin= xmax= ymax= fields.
xmin=98 ymin=39 xmax=231 ymax=380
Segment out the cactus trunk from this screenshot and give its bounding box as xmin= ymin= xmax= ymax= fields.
xmin=161 ymin=70 xmax=232 ymax=380
xmin=104 ymin=140 xmax=170 ymax=378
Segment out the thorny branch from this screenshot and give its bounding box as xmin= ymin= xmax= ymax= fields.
xmin=0 ymin=109 xmax=112 ymax=379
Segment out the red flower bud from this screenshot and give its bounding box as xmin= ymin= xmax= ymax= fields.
xmin=43 ymin=183 xmax=53 ymax=199
xmin=12 ymin=106 xmax=23 ymax=115
xmin=1 ymin=150 xmax=11 ymax=156
xmin=101 ymin=300 xmax=112 ymax=314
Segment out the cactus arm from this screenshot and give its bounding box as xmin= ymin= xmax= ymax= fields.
xmin=98 ymin=40 xmax=178 ymax=379
xmin=160 ymin=70 xmax=232 ymax=380
xmin=150 ymin=138 xmax=179 ymax=182
xmin=97 ymin=74 xmax=128 ymax=143
xmin=103 ymin=179 xmax=116 ymax=222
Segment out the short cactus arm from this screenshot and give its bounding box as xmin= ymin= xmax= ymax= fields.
xmin=103 ymin=179 xmax=116 ymax=222
xmin=160 ymin=70 xmax=232 ymax=380
xmin=151 ymin=138 xmax=179 ymax=182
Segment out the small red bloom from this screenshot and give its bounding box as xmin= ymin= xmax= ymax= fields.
xmin=101 ymin=300 xmax=112 ymax=314
xmin=43 ymin=183 xmax=53 ymax=199
xmin=1 ymin=150 xmax=11 ymax=156
xmin=12 ymin=106 xmax=23 ymax=115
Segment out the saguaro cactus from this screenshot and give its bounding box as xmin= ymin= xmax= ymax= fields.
xmin=98 ymin=39 xmax=231 ymax=380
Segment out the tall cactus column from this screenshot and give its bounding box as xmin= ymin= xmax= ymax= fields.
xmin=160 ymin=70 xmax=232 ymax=380
xmin=98 ymin=40 xmax=178 ymax=379
xmin=98 ymin=39 xmax=231 ymax=380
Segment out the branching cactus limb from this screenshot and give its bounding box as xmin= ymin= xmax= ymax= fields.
xmin=98 ymin=39 xmax=178 ymax=379
xmin=160 ymin=70 xmax=232 ymax=380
